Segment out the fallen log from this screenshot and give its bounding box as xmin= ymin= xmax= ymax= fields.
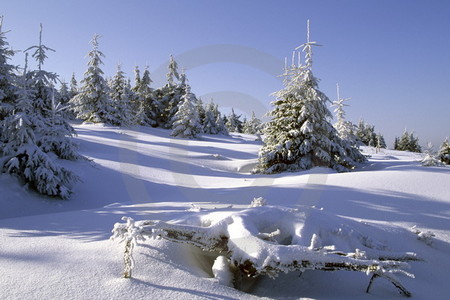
xmin=112 ymin=205 xmax=418 ymax=297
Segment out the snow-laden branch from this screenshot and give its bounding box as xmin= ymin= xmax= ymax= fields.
xmin=112 ymin=205 xmax=419 ymax=297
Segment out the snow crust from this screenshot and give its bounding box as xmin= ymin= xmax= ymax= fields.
xmin=1 ymin=124 xmax=450 ymax=299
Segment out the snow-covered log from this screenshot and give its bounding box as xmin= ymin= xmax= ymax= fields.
xmin=112 ymin=205 xmax=418 ymax=297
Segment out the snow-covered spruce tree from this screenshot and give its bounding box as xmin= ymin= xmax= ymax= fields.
xmin=408 ymin=132 xmax=421 ymax=152
xmin=332 ymin=84 xmax=358 ymax=146
xmin=66 ymin=73 xmax=78 ymax=118
xmin=108 ymin=64 xmax=133 ymax=126
xmin=395 ymin=131 xmax=408 ymax=150
xmin=167 ymin=55 xmax=180 ymax=86
xmin=132 ymin=66 xmax=157 ymax=126
xmin=0 ymin=64 xmax=79 ymax=199
xmin=242 ymin=111 xmax=262 ymax=135
xmin=393 ymin=137 xmax=399 ymax=150
xmin=202 ymin=101 xmax=218 ymax=134
xmin=153 ymin=55 xmax=186 ymax=128
xmin=196 ymin=97 xmax=206 ymax=126
xmin=375 ymin=133 xmax=386 ymax=149
xmin=70 ymin=34 xmax=113 ymax=123
xmin=438 ymin=137 xmax=450 ymax=165
xmin=58 ymin=80 xmax=70 ymax=105
xmin=131 ymin=66 xmax=144 ymax=125
xmin=226 ymin=108 xmax=243 ymax=133
xmin=421 ymin=142 xmax=444 ymax=167
xmin=25 ymin=24 xmax=80 ymax=161
xmin=215 ymin=109 xmax=228 ymax=135
xmin=202 ymin=100 xmax=228 ymax=135
xmin=171 ymin=85 xmax=202 ymax=139
xmin=69 ymin=73 xmax=78 ymax=98
xmin=0 ymin=16 xmax=17 ymax=122
xmin=57 ymin=80 xmax=75 ymax=120
xmin=395 ymin=130 xmax=421 ymax=152
xmin=355 ymin=120 xmax=376 ymax=146
xmin=24 ymin=24 xmax=58 ymax=120
xmin=37 ymin=87 xmax=82 ymax=160
xmin=254 ymin=21 xmax=365 ymax=174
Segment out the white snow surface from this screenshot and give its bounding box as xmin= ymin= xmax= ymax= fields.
xmin=1 ymin=123 xmax=450 ymax=299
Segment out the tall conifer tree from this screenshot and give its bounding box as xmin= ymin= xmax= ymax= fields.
xmin=70 ymin=34 xmax=113 ymax=123
xmin=109 ymin=64 xmax=132 ymax=126
xmin=171 ymin=86 xmax=202 ymax=138
xmin=1 ymin=52 xmax=79 ymax=198
xmin=255 ymin=20 xmax=365 ymax=174
xmin=242 ymin=111 xmax=262 ymax=135
xmin=332 ymin=84 xmax=357 ymax=145
xmin=0 ymin=16 xmax=17 ymax=121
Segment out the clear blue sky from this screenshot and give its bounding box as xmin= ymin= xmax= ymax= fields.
xmin=3 ymin=0 xmax=450 ymax=148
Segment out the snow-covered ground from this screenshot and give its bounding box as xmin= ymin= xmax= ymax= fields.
xmin=1 ymin=124 xmax=449 ymax=299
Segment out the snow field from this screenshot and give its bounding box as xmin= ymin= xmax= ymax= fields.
xmin=1 ymin=124 xmax=450 ymax=299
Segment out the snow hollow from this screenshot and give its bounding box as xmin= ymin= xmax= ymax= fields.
xmin=1 ymin=123 xmax=450 ymax=299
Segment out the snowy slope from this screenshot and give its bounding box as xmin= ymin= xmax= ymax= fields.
xmin=1 ymin=124 xmax=449 ymax=299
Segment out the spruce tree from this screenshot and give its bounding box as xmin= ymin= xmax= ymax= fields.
xmin=397 ymin=130 xmax=410 ymax=150
xmin=58 ymin=80 xmax=74 ymax=119
xmin=24 ymin=24 xmax=58 ymax=119
xmin=0 ymin=16 xmax=17 ymax=121
xmin=133 ymin=66 xmax=157 ymax=126
xmin=24 ymin=24 xmax=80 ymax=161
xmin=242 ymin=111 xmax=262 ymax=135
xmin=171 ymin=86 xmax=202 ymax=139
xmin=375 ymin=133 xmax=386 ymax=149
xmin=226 ymin=108 xmax=243 ymax=133
xmin=69 ymin=73 xmax=78 ymax=99
xmin=396 ymin=130 xmax=421 ymax=152
xmin=109 ymin=64 xmax=132 ymax=126
xmin=254 ymin=20 xmax=365 ymax=174
xmin=0 ymin=57 xmax=79 ymax=198
xmin=167 ymin=55 xmax=180 ymax=86
xmin=332 ymin=84 xmax=358 ymax=146
xmin=202 ymin=101 xmax=217 ymax=134
xmin=141 ymin=67 xmax=158 ymax=125
xmin=58 ymin=80 xmax=70 ymax=105
xmin=154 ymin=56 xmax=186 ymax=128
xmin=215 ymin=107 xmax=228 ymax=135
xmin=394 ymin=137 xmax=399 ymax=150
xmin=409 ymin=132 xmax=421 ymax=152
xmin=196 ymin=97 xmax=206 ymax=126
xmin=131 ymin=66 xmax=142 ymax=124
xmin=38 ymin=86 xmax=81 ymax=160
xmin=438 ymin=137 xmax=450 ymax=165
xmin=202 ymin=100 xmax=227 ymax=135
xmin=70 ymin=34 xmax=113 ymax=123
xmin=355 ymin=120 xmax=377 ymax=146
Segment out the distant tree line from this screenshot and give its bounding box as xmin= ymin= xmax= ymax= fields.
xmin=68 ymin=34 xmax=262 ymax=139
xmin=0 ymin=19 xmax=264 ymax=198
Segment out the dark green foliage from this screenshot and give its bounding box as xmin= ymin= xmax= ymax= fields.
xmin=355 ymin=120 xmax=376 ymax=146
xmin=394 ymin=130 xmax=421 ymax=153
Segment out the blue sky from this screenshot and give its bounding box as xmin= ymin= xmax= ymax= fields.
xmin=2 ymin=0 xmax=450 ymax=148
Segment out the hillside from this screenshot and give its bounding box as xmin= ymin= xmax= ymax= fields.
xmin=1 ymin=124 xmax=449 ymax=299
